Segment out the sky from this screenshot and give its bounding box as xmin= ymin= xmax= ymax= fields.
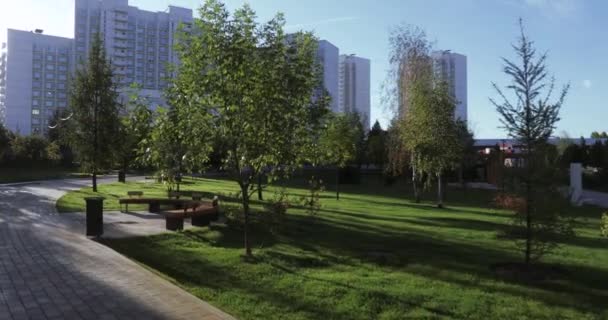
xmin=1 ymin=0 xmax=606 ymax=138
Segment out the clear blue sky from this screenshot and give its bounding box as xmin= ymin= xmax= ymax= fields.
xmin=1 ymin=0 xmax=605 ymax=138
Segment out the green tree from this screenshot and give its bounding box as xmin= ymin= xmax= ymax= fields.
xmin=116 ymin=84 xmax=153 ymax=182
xmin=173 ymin=0 xmax=321 ymax=256
xmin=10 ymin=135 xmax=60 ymax=165
xmin=455 ymin=120 xmax=476 ymax=185
xmin=383 ymin=23 xmax=436 ymax=203
xmin=386 ymin=118 xmax=409 ymax=183
xmin=403 ymin=79 xmax=462 ymax=208
xmin=366 ymin=120 xmax=388 ymax=169
xmin=0 ymin=123 xmax=12 ymax=162
xmin=320 ymin=112 xmax=363 ymax=200
xmin=589 ymin=140 xmax=604 ymax=169
xmin=490 ymin=20 xmax=572 ymax=264
xmin=69 ymin=33 xmax=120 ymax=192
xmin=47 ymin=109 xmax=75 ymax=167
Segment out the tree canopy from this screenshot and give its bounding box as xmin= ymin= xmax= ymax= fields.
xmin=173 ymin=0 xmax=324 ymax=256
xmin=69 ymin=33 xmax=120 ymax=191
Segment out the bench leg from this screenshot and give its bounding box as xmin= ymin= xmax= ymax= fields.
xmin=166 ymin=217 xmax=184 ymax=231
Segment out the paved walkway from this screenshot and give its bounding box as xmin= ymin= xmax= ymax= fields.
xmin=0 ymin=178 xmax=235 ymax=320
xmin=580 ymin=189 xmax=608 ymax=208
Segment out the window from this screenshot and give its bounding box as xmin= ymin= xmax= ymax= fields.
xmin=57 ymin=83 xmax=66 ymax=89
xmin=33 ymin=81 xmax=41 ymax=88
xmin=58 ymin=93 xmax=67 ymax=99
xmin=46 ymin=55 xmax=54 ymax=61
xmin=32 ymin=109 xmax=40 ymax=115
xmin=46 ymin=91 xmax=53 ymax=97
xmin=33 ymin=91 xmax=40 ymax=97
xmin=33 ymin=63 xmax=42 ymax=69
xmin=46 ymin=73 xmax=54 ymax=80
xmin=57 ymin=100 xmax=67 ymax=107
xmin=47 ymin=65 xmax=55 ymax=71
xmin=59 ymin=65 xmax=67 ymax=71
xmin=45 ymin=101 xmax=53 ymax=107
xmin=32 ymin=118 xmax=40 ymax=125
xmin=32 ymin=100 xmax=39 ymax=106
xmin=59 ymin=56 xmax=67 ymax=63
xmin=33 ymin=72 xmax=41 ymax=79
xmin=46 ymin=83 xmax=54 ymax=89
xmin=59 ymin=75 xmax=67 ymax=80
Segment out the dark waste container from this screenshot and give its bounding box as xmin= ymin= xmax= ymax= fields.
xmin=85 ymin=197 xmax=104 ymax=237
xmin=118 ymin=171 xmax=126 ymax=183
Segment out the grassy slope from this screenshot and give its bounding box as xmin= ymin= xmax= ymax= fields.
xmin=58 ymin=177 xmax=608 ymax=319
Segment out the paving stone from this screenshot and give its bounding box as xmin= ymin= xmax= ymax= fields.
xmin=0 ymin=178 xmax=236 ymax=320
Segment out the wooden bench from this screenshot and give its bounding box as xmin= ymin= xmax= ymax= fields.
xmin=121 ymin=191 xmax=143 ymax=211
xmin=162 ymin=198 xmax=219 ymax=231
xmin=118 ymin=197 xmax=200 ymax=213
xmin=167 ymin=190 xmax=205 ymax=200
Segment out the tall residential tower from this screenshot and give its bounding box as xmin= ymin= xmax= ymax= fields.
xmin=339 ymin=54 xmax=371 ymax=129
xmin=431 ymin=50 xmax=467 ymax=122
xmin=1 ymin=30 xmax=73 ymax=135
xmin=74 ymin=0 xmax=193 ymax=105
xmin=316 ymin=40 xmax=340 ymax=113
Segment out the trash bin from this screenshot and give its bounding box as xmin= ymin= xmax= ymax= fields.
xmin=85 ymin=197 xmax=104 ymax=237
xmin=118 ymin=171 xmax=126 ymax=183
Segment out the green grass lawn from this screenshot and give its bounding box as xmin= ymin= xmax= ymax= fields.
xmin=58 ymin=176 xmax=608 ymax=319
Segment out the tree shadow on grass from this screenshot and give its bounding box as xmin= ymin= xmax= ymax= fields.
xmin=275 ymin=214 xmax=608 ymax=315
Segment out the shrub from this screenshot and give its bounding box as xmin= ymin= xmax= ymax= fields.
xmin=260 ymin=188 xmax=291 ymax=233
xmin=301 ymin=177 xmax=324 ymax=216
xmin=494 ymin=193 xmax=527 ymax=214
xmin=601 ymin=213 xmax=608 ymax=237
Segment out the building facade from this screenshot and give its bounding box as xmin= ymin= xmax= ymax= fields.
xmin=74 ymin=0 xmax=193 ymax=106
xmin=1 ymin=30 xmax=73 ymax=135
xmin=0 ymin=42 xmax=7 ymax=125
xmin=1 ymin=0 xmax=193 ymax=135
xmin=338 ymin=54 xmax=371 ymax=129
xmin=316 ymin=40 xmax=340 ymax=113
xmin=431 ymin=50 xmax=467 ymax=122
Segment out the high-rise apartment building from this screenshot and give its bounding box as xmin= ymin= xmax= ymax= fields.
xmin=1 ymin=30 xmax=73 ymax=135
xmin=0 ymin=42 xmax=7 ymax=126
xmin=431 ymin=50 xmax=467 ymax=122
xmin=0 ymin=0 xmax=192 ymax=135
xmin=74 ymin=0 xmax=193 ymax=106
xmin=338 ymin=54 xmax=371 ymax=129
xmin=316 ymin=40 xmax=340 ymax=113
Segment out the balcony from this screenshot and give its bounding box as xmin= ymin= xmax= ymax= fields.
xmin=115 ymin=22 xmax=128 ymax=31
xmin=114 ymin=32 xmax=128 ymax=40
xmin=114 ymin=11 xmax=128 ymax=22
xmin=114 ymin=40 xmax=128 ymax=48
xmin=114 ymin=50 xmax=128 ymax=58
xmin=114 ymin=68 xmax=127 ymax=76
xmin=113 ymin=58 xmax=128 ymax=66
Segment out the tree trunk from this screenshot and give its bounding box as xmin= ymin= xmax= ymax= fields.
xmin=412 ymin=166 xmax=421 ymax=203
xmin=257 ymin=174 xmax=263 ymax=201
xmin=336 ymin=167 xmax=340 ymax=200
xmin=92 ymin=169 xmax=97 ymax=192
xmin=241 ymin=183 xmax=252 ymax=257
xmin=437 ymin=172 xmax=444 ymax=208
xmin=525 ymin=176 xmax=532 ymax=265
